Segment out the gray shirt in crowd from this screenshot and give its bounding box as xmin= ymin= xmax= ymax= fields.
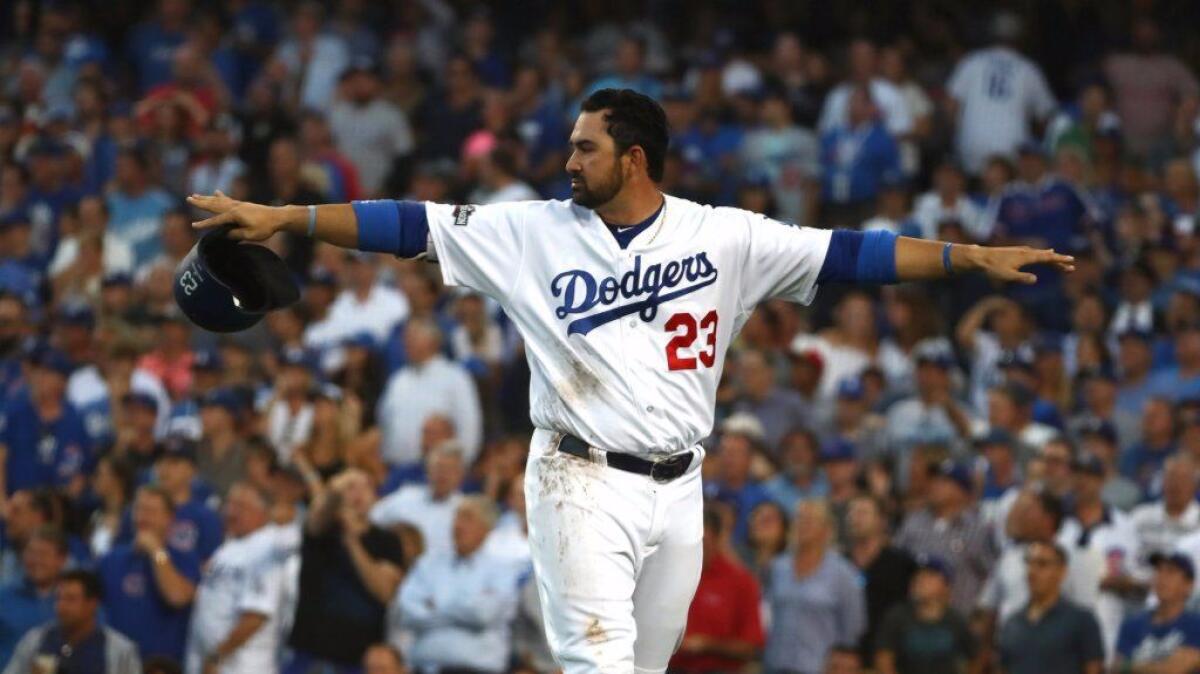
xmin=764 ymin=551 xmax=866 ymax=674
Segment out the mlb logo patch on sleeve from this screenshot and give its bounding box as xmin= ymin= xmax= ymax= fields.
xmin=453 ymin=205 xmax=476 ymax=226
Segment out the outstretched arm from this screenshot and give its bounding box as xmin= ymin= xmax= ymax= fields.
xmin=895 ymin=237 xmax=1074 ymax=284
xmin=189 ymin=192 xmax=362 ymax=248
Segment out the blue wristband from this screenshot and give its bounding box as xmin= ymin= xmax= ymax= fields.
xmin=307 ymin=205 xmax=317 ymax=238
xmin=942 ymin=242 xmax=954 ymax=275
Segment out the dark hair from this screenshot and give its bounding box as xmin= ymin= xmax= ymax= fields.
xmin=579 ymin=88 xmax=669 ymax=182
xmin=98 ymin=453 xmax=138 ymax=505
xmin=1033 ymin=490 xmax=1065 ymax=532
xmin=1029 ymin=539 xmax=1069 ymax=566
xmin=59 ymin=569 xmax=103 ymax=600
xmin=136 ymin=485 xmax=175 ymax=516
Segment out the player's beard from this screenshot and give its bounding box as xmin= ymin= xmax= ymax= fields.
xmin=570 ymin=161 xmax=625 ymax=209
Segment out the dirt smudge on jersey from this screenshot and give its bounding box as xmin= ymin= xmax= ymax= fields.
xmin=533 ymin=432 xmax=603 ymax=593
xmin=584 ymin=616 xmax=607 ymax=644
xmin=551 ymin=341 xmax=605 ymax=406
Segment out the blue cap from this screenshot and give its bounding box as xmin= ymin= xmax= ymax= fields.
xmin=914 ymin=342 xmax=955 ymax=368
xmin=1033 ymin=333 xmax=1063 ymax=355
xmin=33 ymin=349 xmax=74 ymax=377
xmin=57 ymin=300 xmax=95 ymax=327
xmin=975 ymin=429 xmax=1016 ymax=449
xmin=0 ymin=211 xmax=30 ymax=229
xmin=1076 ymin=416 xmax=1117 ymax=443
xmin=343 ymin=332 xmax=375 ymax=349
xmin=101 ymin=271 xmax=133 ymax=288
xmin=121 ymin=390 xmax=157 ymax=411
xmin=199 ymin=387 xmax=241 ymax=415
xmin=1017 ymin=140 xmax=1047 ymax=157
xmin=191 ymin=348 xmax=222 ymax=371
xmin=1149 ymin=552 xmax=1196 ymax=580
xmin=836 ymin=377 xmax=865 ymax=400
xmin=157 ymin=434 xmax=198 ymax=463
xmin=1117 ymin=328 xmax=1154 ymax=343
xmin=932 ymin=459 xmax=973 ymax=492
xmin=914 ymin=554 xmax=954 ymax=581
xmin=820 ymin=439 xmax=858 ymax=463
xmin=278 ymin=346 xmax=318 ymax=371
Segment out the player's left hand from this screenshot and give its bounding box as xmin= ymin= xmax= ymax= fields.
xmin=967 ymin=245 xmax=1075 ymax=284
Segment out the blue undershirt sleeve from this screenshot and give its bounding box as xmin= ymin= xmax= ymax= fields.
xmin=351 ymin=200 xmax=430 ymax=258
xmin=817 ymin=229 xmax=898 ymax=284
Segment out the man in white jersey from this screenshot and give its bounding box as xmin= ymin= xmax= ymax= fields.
xmin=188 ymin=88 xmax=1074 ymax=674
xmin=946 ymin=13 xmax=1057 ymax=175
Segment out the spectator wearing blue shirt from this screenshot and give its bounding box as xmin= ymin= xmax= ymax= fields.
xmin=702 ymin=431 xmax=770 ymax=545
xmin=153 ymin=439 xmax=223 ymax=563
xmin=820 ymin=85 xmax=901 ymax=229
xmin=105 ymin=147 xmax=176 ymax=274
xmin=97 ymin=485 xmax=199 ymax=661
xmin=1120 ymin=397 xmax=1177 ymax=491
xmin=584 ymin=36 xmax=663 ymax=103
xmin=675 ymin=106 xmax=745 ymax=206
xmin=1 ymin=349 xmax=89 ymax=495
xmin=1117 ymin=329 xmax=1158 ymax=417
xmin=0 ymin=527 xmax=68 ymax=665
xmin=763 ymin=429 xmax=830 ymax=512
xmin=0 ymin=214 xmax=43 ymax=307
xmin=1147 ymin=322 xmax=1200 ymax=402
xmin=1115 ymin=552 xmax=1200 ymax=672
xmin=22 ymin=140 xmax=82 ymax=271
xmin=125 ymin=0 xmax=190 ymax=93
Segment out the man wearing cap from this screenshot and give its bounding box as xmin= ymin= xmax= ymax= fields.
xmin=1113 ymin=552 xmax=1200 ymax=673
xmin=1075 ymin=418 xmax=1142 ymax=511
xmin=885 ymin=343 xmax=974 ymax=483
xmin=896 ymin=460 xmax=996 ymax=616
xmin=875 ymin=555 xmax=977 ymax=674
xmin=1060 ymin=453 xmax=1139 ymax=659
xmin=821 ymin=438 xmax=865 ymax=547
xmin=154 ymin=439 xmax=223 ymax=563
xmin=197 ymin=388 xmax=249 ymax=500
xmin=165 ymin=348 xmax=225 ymax=441
xmin=329 ymin=59 xmax=413 ymax=198
xmin=0 ymin=348 xmax=89 ymax=495
xmin=828 ymin=377 xmax=887 ymax=458
xmin=996 ymin=540 xmax=1104 ymax=674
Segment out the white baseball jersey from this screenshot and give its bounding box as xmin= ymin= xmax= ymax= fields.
xmin=424 ymin=194 xmax=832 ymax=457
xmin=948 ymin=46 xmax=1057 ymax=173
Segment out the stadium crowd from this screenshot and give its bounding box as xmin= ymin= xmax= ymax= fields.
xmin=7 ymin=0 xmax=1200 ymax=673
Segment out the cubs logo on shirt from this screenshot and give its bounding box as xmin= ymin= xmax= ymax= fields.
xmin=122 ymin=571 xmax=147 ymax=597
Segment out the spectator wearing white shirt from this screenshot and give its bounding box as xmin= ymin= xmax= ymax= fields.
xmin=879 ymin=45 xmax=933 ymax=176
xmin=185 ymin=483 xmax=285 ymax=674
xmin=1130 ymin=455 xmax=1200 ymax=580
xmin=187 ymin=115 xmax=247 ymax=199
xmin=274 ymin=2 xmax=350 ymax=113
xmin=370 ymin=443 xmax=466 ymax=560
xmin=328 ymin=61 xmax=414 ymax=198
xmin=264 ymin=347 xmax=317 ymax=464
xmin=818 ymin=39 xmax=914 ymax=139
xmin=46 ymin=196 xmax=135 ymax=279
xmin=482 ymin=471 xmax=531 ymax=566
xmin=396 ymin=496 xmax=519 ymax=674
xmin=738 ymin=88 xmax=820 ymax=226
xmin=325 ymin=252 xmax=410 ymax=346
xmin=944 ymin=13 xmax=1057 ymax=175
xmin=377 ymin=320 xmax=482 ymax=467
xmin=912 ymin=161 xmax=985 ymax=240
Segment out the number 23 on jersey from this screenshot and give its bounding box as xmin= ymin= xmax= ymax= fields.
xmin=665 ymin=311 xmax=718 ymax=371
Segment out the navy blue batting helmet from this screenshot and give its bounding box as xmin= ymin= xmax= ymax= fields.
xmin=174 ymin=226 xmax=299 ymax=333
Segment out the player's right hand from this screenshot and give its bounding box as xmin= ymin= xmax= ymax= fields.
xmin=188 ymin=190 xmax=284 ymax=241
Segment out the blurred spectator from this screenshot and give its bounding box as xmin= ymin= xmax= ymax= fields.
xmin=763 ymin=429 xmax=829 ymax=512
xmin=742 ymin=500 xmax=789 ymax=589
xmin=884 ymin=343 xmax=972 ymax=479
xmin=0 ymin=490 xmax=57 ymax=586
xmin=1103 ymin=17 xmax=1199 ymax=161
xmin=945 ymin=13 xmax=1056 ymax=175
xmin=896 ymin=461 xmax=996 ymax=615
xmin=1 ymin=349 xmax=89 ymax=496
xmin=2 ymin=570 xmax=142 ymax=674
xmin=197 ymin=388 xmax=249 ymax=499
xmin=377 ymin=320 xmax=482 ymax=468
xmin=88 ymin=454 xmax=136 ymax=559
xmin=154 ymin=438 xmax=222 ymax=563
xmin=1075 ymin=418 xmax=1142 ymax=511
xmin=995 ymin=541 xmax=1104 ymax=674
xmin=846 ymin=495 xmax=915 ymax=662
xmin=472 ymin=144 xmax=539 ymax=205
xmin=371 ymin=442 xmax=466 ymax=560
xmin=585 ymin=36 xmax=662 ymax=102
xmin=874 ymin=556 xmax=976 ymax=674
xmin=187 ymin=114 xmax=247 ymax=198
xmin=819 ymin=85 xmax=901 ymax=229
xmin=324 ymin=251 xmax=409 ymax=346
xmin=1123 ymin=396 xmax=1179 ymax=491
xmin=105 ymin=146 xmax=175 ymax=274
xmin=818 ymin=39 xmax=913 ymax=141
xmin=329 ymin=60 xmax=413 ymax=198
xmin=764 ymin=500 xmax=866 ymax=674
xmin=0 ymin=526 xmax=68 ymax=665
xmin=669 ymin=505 xmax=764 ymax=674
xmin=731 ymin=348 xmax=808 ymax=452
xmin=739 ymin=88 xmax=819 ymax=226
xmin=416 ymin=55 xmax=484 ymax=163
xmin=274 ymin=2 xmax=350 ymax=113
xmin=1130 ymin=454 xmax=1200 ymax=574
xmin=97 ymin=485 xmax=199 ymax=662
xmin=703 ymin=428 xmax=770 ymax=545
xmin=185 ymin=482 xmax=284 ymax=674
xmin=1114 ymin=552 xmax=1200 ymax=671
xmin=912 ymin=161 xmax=983 ymax=241
xmin=956 ymin=296 xmax=1033 ymax=414
xmin=288 ymin=468 xmax=403 ymax=672
xmin=127 ymin=0 xmax=191 ymax=93
xmin=397 ymin=496 xmax=518 ymax=674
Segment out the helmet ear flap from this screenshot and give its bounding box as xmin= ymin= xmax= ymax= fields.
xmin=174 ymin=226 xmax=300 ymax=333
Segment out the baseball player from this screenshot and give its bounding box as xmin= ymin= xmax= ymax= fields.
xmin=188 ymin=88 xmax=1073 ymax=674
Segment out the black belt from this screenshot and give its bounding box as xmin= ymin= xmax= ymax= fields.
xmin=557 ymin=434 xmax=693 ymax=483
